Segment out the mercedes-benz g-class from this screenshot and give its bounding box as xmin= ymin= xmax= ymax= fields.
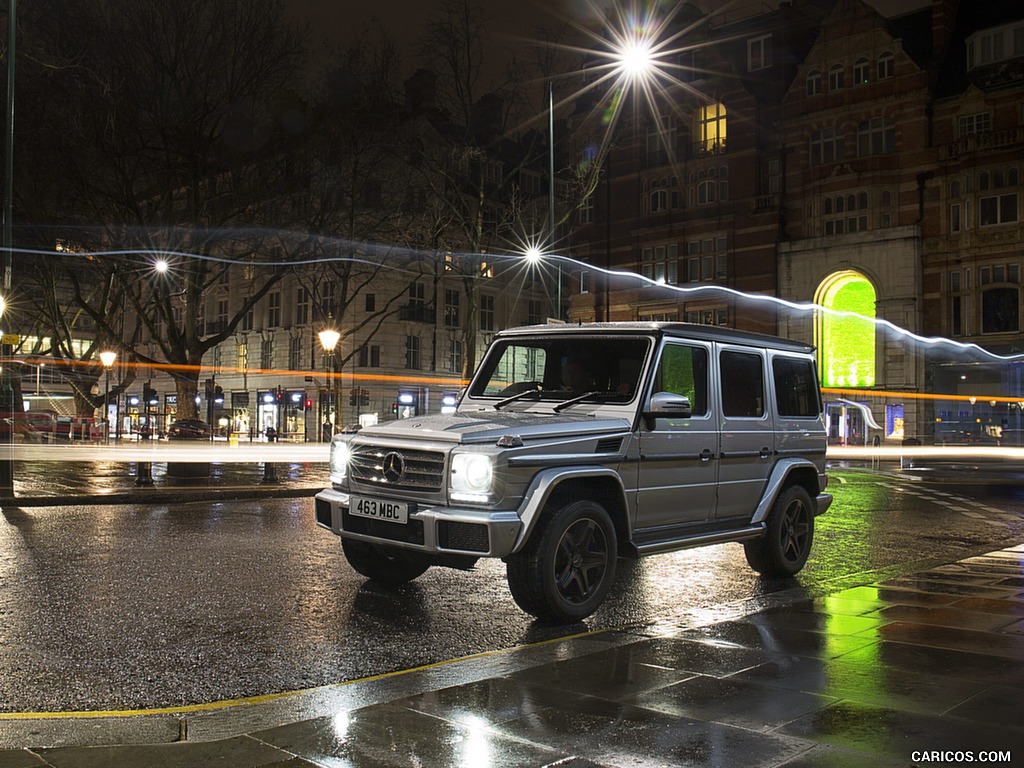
xmin=315 ymin=322 xmax=831 ymax=623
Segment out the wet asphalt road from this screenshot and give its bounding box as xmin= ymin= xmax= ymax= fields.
xmin=1 ymin=469 xmax=1023 ymax=714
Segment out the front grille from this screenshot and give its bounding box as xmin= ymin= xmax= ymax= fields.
xmin=350 ymin=446 xmax=445 ymax=492
xmin=342 ymin=508 xmax=425 ymax=545
xmin=437 ymin=521 xmax=490 ymax=553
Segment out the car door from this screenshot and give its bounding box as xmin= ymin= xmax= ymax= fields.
xmin=634 ymin=340 xmax=718 ymax=531
xmin=715 ymin=345 xmax=775 ymax=522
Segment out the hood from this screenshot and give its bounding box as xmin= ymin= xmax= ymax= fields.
xmin=352 ymin=410 xmax=632 ymax=445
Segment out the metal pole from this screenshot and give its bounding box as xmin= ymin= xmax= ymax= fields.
xmin=549 ymin=82 xmax=560 ymax=320
xmin=0 ymin=0 xmax=16 ymax=496
xmin=104 ymin=368 xmax=111 ymax=444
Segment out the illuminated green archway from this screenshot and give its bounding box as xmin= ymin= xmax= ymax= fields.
xmin=816 ymin=271 xmax=876 ymax=388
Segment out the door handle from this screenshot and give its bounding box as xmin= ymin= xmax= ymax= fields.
xmin=759 ymin=447 xmax=773 ymax=459
xmin=699 ymin=448 xmax=714 ymax=462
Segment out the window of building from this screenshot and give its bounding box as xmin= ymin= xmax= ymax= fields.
xmin=685 ymin=236 xmax=727 ymax=282
xmin=822 ymin=191 xmax=869 ymax=235
xmin=579 ymin=194 xmax=593 ymax=224
xmin=641 ymin=244 xmax=679 ymax=284
xmin=294 ymin=288 xmax=309 ymax=326
xmin=237 ymin=342 xmax=248 ymax=373
xmin=480 ymin=294 xmax=495 ymax=331
xmin=853 ymin=57 xmax=869 ymax=85
xmin=979 ymin=174 xmax=1019 ymax=224
xmin=528 ymin=300 xmax=543 ymax=325
xmin=958 ymin=112 xmax=991 ymax=137
xmin=319 ymin=281 xmax=335 ymax=319
xmin=444 ymin=289 xmax=461 ymax=328
xmin=950 ymin=179 xmax=963 ymax=233
xmin=261 ymin=338 xmax=273 ymax=370
xmin=810 ymin=127 xmax=844 ymax=165
xmin=685 ymin=308 xmax=728 ymax=326
xmin=289 ymin=336 xmax=302 ymax=371
xmin=858 ymin=117 xmax=895 ymax=155
xmin=405 ymin=336 xmax=420 ymax=370
xmin=580 ymin=270 xmax=590 ymax=294
xmin=267 ymin=291 xmax=282 ymax=328
xmin=449 ymin=340 xmax=463 ymax=374
xmin=806 ymin=69 xmax=822 ymax=96
xmin=829 ymin=63 xmax=845 ymax=91
xmin=748 ymin=34 xmax=773 ymax=71
xmin=981 ymin=287 xmax=1019 ymax=333
xmin=242 ymin=302 xmax=254 ymax=332
xmin=695 ymin=102 xmax=727 ymax=154
xmin=358 ymin=345 xmax=381 ymax=367
xmin=365 ymin=293 xmax=376 ymax=313
xmin=877 ymin=51 xmax=894 ymax=79
xmin=645 ymin=115 xmax=675 ymax=165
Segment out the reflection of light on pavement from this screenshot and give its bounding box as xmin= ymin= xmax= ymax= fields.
xmin=459 ymin=714 xmax=492 ymax=768
xmin=10 ymin=443 xmax=329 ymax=463
xmin=829 ymin=446 xmax=1024 ymax=461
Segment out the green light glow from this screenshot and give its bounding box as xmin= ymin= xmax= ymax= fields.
xmin=819 ymin=273 xmax=876 ymax=388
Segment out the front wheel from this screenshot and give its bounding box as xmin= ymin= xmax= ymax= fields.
xmin=342 ymin=539 xmax=430 ymax=584
xmin=744 ymin=485 xmax=815 ymax=577
xmin=506 ymin=500 xmax=617 ymax=624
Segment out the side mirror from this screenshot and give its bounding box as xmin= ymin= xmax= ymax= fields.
xmin=644 ymin=392 xmax=692 ymax=419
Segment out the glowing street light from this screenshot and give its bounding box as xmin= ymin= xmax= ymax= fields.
xmin=318 ymin=328 xmax=341 ymax=440
xmin=100 ymin=350 xmax=117 ymax=444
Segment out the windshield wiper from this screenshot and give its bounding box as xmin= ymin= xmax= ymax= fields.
xmin=553 ymin=391 xmax=621 ymax=412
xmin=493 ymin=386 xmax=543 ymax=410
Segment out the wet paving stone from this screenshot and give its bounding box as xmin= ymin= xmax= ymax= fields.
xmin=877 ymin=577 xmax=1020 ymax=598
xmin=628 ymin=674 xmax=838 ymax=732
xmin=867 ymin=603 xmax=1018 ymax=632
xmin=948 ymin=596 xmax=1024 ymax=616
xmin=678 ymin=620 xmax=879 ymax=660
xmin=870 ymin=620 xmax=1024 ymax=658
xmin=828 ymin=585 xmax=961 ymax=607
xmin=730 ymin=653 xmax=990 ymax=716
xmin=779 ymin=700 xmax=1024 ymax=760
xmin=837 ymin=641 xmax=1024 ymax=687
xmin=944 ymin=685 xmax=1024 ymax=731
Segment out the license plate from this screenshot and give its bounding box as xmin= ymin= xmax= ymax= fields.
xmin=350 ymin=496 xmax=409 ymax=524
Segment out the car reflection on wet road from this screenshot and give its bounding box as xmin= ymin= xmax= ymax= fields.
xmin=0 ymin=470 xmax=1021 ymax=713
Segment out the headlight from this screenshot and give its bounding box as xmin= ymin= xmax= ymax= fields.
xmin=450 ymin=453 xmax=494 ymax=501
xmin=330 ymin=441 xmax=352 ymax=481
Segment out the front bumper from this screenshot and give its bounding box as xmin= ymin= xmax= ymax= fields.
xmin=314 ymin=488 xmax=523 ymax=558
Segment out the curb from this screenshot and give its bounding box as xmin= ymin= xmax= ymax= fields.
xmin=0 ymin=486 xmax=322 ymax=507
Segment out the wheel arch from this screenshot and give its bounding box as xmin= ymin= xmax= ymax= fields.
xmin=510 ymin=467 xmax=629 ymax=555
xmin=750 ymin=459 xmax=824 ymax=525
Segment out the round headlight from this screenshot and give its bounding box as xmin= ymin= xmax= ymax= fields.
xmin=462 ymin=455 xmax=493 ymax=491
xmin=331 ymin=442 xmax=352 ymax=479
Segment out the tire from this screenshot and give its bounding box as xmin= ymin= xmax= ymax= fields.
xmin=506 ymin=500 xmax=617 ymax=623
xmin=342 ymin=539 xmax=430 ymax=584
xmin=744 ymin=485 xmax=815 ymax=577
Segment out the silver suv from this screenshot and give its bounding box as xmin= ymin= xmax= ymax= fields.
xmin=315 ymin=322 xmax=831 ymax=623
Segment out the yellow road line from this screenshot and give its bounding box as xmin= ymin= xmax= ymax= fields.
xmin=0 ymin=627 xmax=610 ymax=720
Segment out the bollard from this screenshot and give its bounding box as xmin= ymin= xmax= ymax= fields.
xmin=135 ymin=461 xmax=154 ymax=486
xmin=261 ymin=462 xmax=280 ymax=484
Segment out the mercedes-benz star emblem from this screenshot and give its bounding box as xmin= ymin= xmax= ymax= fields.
xmin=381 ymin=451 xmax=406 ymax=483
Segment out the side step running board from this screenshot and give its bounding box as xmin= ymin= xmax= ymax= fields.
xmin=633 ymin=523 xmax=766 ymax=557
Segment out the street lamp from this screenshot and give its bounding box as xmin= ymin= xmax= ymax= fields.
xmin=318 ymin=327 xmax=340 ymax=440
xmin=99 ymin=351 xmax=117 ymax=443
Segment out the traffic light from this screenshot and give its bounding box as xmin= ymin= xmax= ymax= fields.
xmin=391 ymin=402 xmax=398 ymax=416
xmin=360 ymin=390 xmax=370 ymax=407
xmin=143 ymin=383 xmax=157 ymax=406
xmin=213 ymin=385 xmax=224 ymax=403
xmin=204 ymin=378 xmax=214 ymax=399
xmin=304 ymin=398 xmax=313 ymax=409
xmin=349 ymin=388 xmax=358 ymax=407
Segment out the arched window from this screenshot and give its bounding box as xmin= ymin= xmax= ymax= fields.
xmin=806 ymin=69 xmax=822 ymax=96
xmin=853 ymin=57 xmax=869 ymax=84
xmin=877 ymin=51 xmax=894 ymax=79
xmin=816 ymin=271 xmax=877 ymax=387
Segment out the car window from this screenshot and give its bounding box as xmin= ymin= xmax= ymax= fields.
xmin=651 ymin=344 xmax=708 ymax=416
xmin=773 ymin=356 xmax=822 ymax=417
xmin=720 ymin=350 xmax=765 ymax=418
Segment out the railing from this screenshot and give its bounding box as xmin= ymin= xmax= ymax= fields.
xmin=941 ymin=127 xmax=1024 ymax=160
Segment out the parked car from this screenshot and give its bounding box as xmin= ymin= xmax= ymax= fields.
xmin=316 ymin=321 xmax=832 ymax=623
xmin=167 ymin=418 xmax=212 ymax=439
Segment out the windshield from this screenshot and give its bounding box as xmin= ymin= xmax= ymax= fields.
xmin=469 ymin=336 xmax=651 ymax=404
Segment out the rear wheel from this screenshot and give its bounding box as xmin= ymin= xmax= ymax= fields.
xmin=507 ymin=500 xmax=617 ymax=624
xmin=341 ymin=539 xmax=430 ymax=584
xmin=744 ymin=485 xmax=814 ymax=577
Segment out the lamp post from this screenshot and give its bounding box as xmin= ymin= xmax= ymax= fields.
xmin=99 ymin=351 xmax=117 ymax=443
xmin=318 ymin=327 xmax=340 ymax=441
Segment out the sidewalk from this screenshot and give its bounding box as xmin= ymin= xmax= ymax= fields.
xmin=2 ymin=457 xmax=324 ymax=506
xmin=1 ymin=545 xmax=1021 ymax=767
